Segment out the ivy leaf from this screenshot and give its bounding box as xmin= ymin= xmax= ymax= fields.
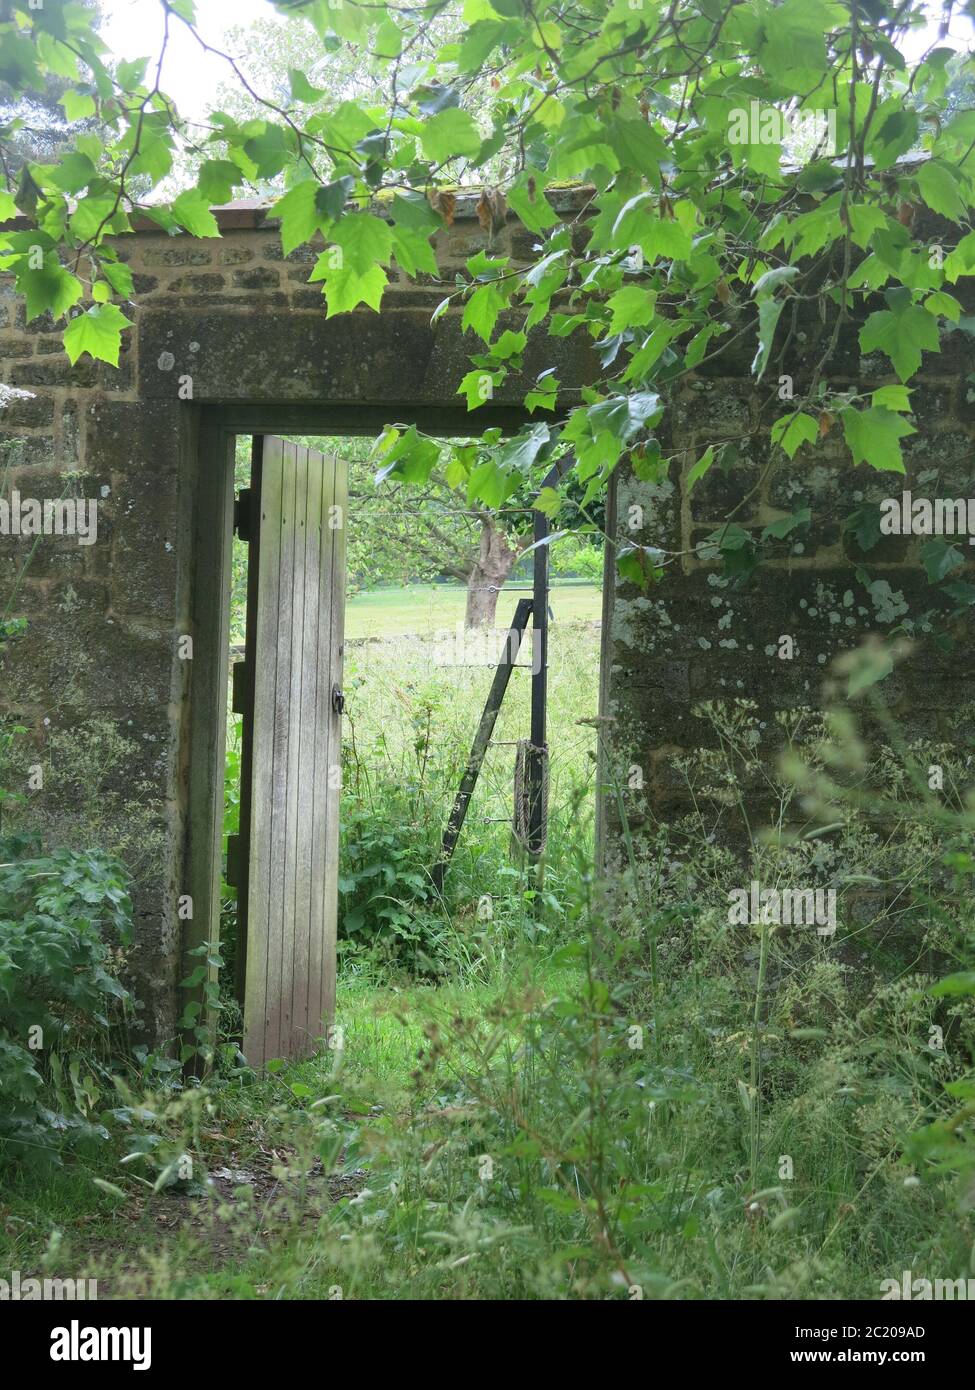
xmin=859 ymin=288 xmax=941 ymax=381
xmin=841 ymin=405 xmax=915 ymax=472
xmin=920 ymin=538 xmax=964 ymax=584
xmin=771 ymin=412 xmax=818 ymax=458
xmin=762 ymin=507 xmax=810 ymax=541
xmin=63 ymin=303 xmax=133 ymax=366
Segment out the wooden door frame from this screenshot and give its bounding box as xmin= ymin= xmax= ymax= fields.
xmin=182 ymin=403 xmax=529 ymax=1057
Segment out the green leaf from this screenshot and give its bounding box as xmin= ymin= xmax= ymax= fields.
xmin=928 ymin=971 xmax=975 ymax=998
xmin=196 ymin=159 xmax=241 ymax=205
xmin=752 ymin=297 xmax=784 ymax=379
xmin=289 ymin=68 xmax=325 ymax=103
xmin=924 ymin=290 xmax=961 ymax=323
xmin=457 ymin=367 xmax=504 ymax=409
xmin=421 ymin=108 xmax=481 ymax=163
xmin=15 ymin=253 xmax=82 ymax=322
xmin=859 ymin=288 xmax=940 ymax=381
xmin=871 ymin=384 xmax=913 ymax=412
xmin=63 ymin=302 xmax=133 ymax=367
xmin=61 ymin=90 xmax=96 ymax=121
xmin=771 ymin=412 xmax=818 ymax=458
xmin=916 ymin=160 xmax=967 ymax=223
xmin=762 ymin=507 xmax=810 ymax=540
xmin=273 ymin=179 xmax=325 ymax=257
xmin=605 ymin=285 xmax=656 ymax=335
xmin=920 ymin=538 xmax=964 ymax=583
xmin=243 ymin=124 xmax=290 ymax=179
xmin=686 ymin=446 xmax=715 ymax=493
xmin=841 ymin=406 xmax=915 ymax=473
xmin=309 ymin=213 xmax=393 ymax=316
xmin=389 ymin=193 xmax=440 ymax=277
xmin=507 ymin=171 xmax=559 ymax=233
xmin=171 ymin=189 xmax=220 ymax=238
xmin=462 ymin=280 xmax=509 ymax=343
xmin=374 ymin=426 xmax=441 ymax=485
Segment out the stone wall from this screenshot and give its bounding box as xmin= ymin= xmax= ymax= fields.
xmin=598 ymin=285 xmax=975 ymax=876
xmin=2 ymin=187 xmax=972 ymax=1040
xmin=0 ymin=192 xmax=594 ymax=1042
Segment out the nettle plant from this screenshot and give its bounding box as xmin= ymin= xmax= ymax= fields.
xmin=1 ymin=1 xmax=974 ymax=606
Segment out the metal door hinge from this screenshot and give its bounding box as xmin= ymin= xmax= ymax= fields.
xmin=234 ymin=488 xmax=252 ymax=542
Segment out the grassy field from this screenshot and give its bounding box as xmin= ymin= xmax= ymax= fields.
xmin=2 ymin=620 xmax=974 ymax=1301
xmin=345 ymin=580 xmax=602 ymax=639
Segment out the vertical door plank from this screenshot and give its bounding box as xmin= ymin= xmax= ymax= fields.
xmin=319 ymin=455 xmax=347 ymax=1030
xmin=244 ymin=438 xmax=346 ymax=1070
xmin=244 ymin=437 xmax=283 ymax=1070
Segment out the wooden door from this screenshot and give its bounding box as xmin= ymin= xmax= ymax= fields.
xmin=242 ymin=437 xmax=346 ymax=1070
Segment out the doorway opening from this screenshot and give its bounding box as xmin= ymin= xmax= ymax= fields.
xmin=207 ymin=424 xmax=605 ymax=1072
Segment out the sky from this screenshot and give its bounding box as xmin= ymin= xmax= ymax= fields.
xmin=99 ymin=0 xmax=278 ymax=120
xmin=97 ymin=0 xmax=973 ymax=124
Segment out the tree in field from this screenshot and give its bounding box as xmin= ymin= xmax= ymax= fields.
xmin=0 ymin=0 xmax=973 ymax=631
xmin=0 ymin=0 xmax=102 ymax=171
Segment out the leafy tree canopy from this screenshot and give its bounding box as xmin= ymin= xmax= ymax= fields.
xmin=1 ymin=0 xmax=974 ymax=600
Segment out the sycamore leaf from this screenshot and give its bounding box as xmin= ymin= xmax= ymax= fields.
xmin=924 ymin=290 xmax=961 ymax=323
xmin=462 ymin=281 xmax=510 ymax=343
xmin=421 ymin=108 xmax=482 ymax=163
xmin=771 ymin=412 xmax=818 ymax=458
xmin=289 ymin=67 xmax=326 ymax=103
xmin=309 ymin=213 xmax=393 ymax=315
xmin=171 ymin=189 xmax=220 ymax=238
xmin=272 ymin=178 xmax=349 ymax=257
xmin=61 ymin=90 xmax=96 ymax=121
xmin=871 ymin=384 xmax=913 ymax=412
xmin=534 ymin=486 xmax=562 ymax=517
xmin=457 ymin=367 xmax=505 ymax=409
xmin=859 ymin=287 xmax=940 ymax=381
xmin=916 ymin=160 xmax=967 ymax=223
xmin=16 ymin=254 xmax=83 ymax=322
xmin=506 ymin=172 xmax=559 ymax=233
xmin=841 ymin=405 xmax=915 ymax=472
xmin=374 ymin=426 xmax=440 ymax=484
xmin=686 ymin=446 xmax=715 ymax=493
xmin=752 ymin=298 xmax=784 ymax=379
xmin=606 ymin=285 xmax=656 ymax=335
xmin=63 ymin=303 xmax=133 ymax=366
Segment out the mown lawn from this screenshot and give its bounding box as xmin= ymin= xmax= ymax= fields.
xmin=345 ymin=580 xmax=602 ymax=639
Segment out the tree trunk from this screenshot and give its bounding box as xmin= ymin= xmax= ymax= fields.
xmin=464 ymin=518 xmax=519 ymax=628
